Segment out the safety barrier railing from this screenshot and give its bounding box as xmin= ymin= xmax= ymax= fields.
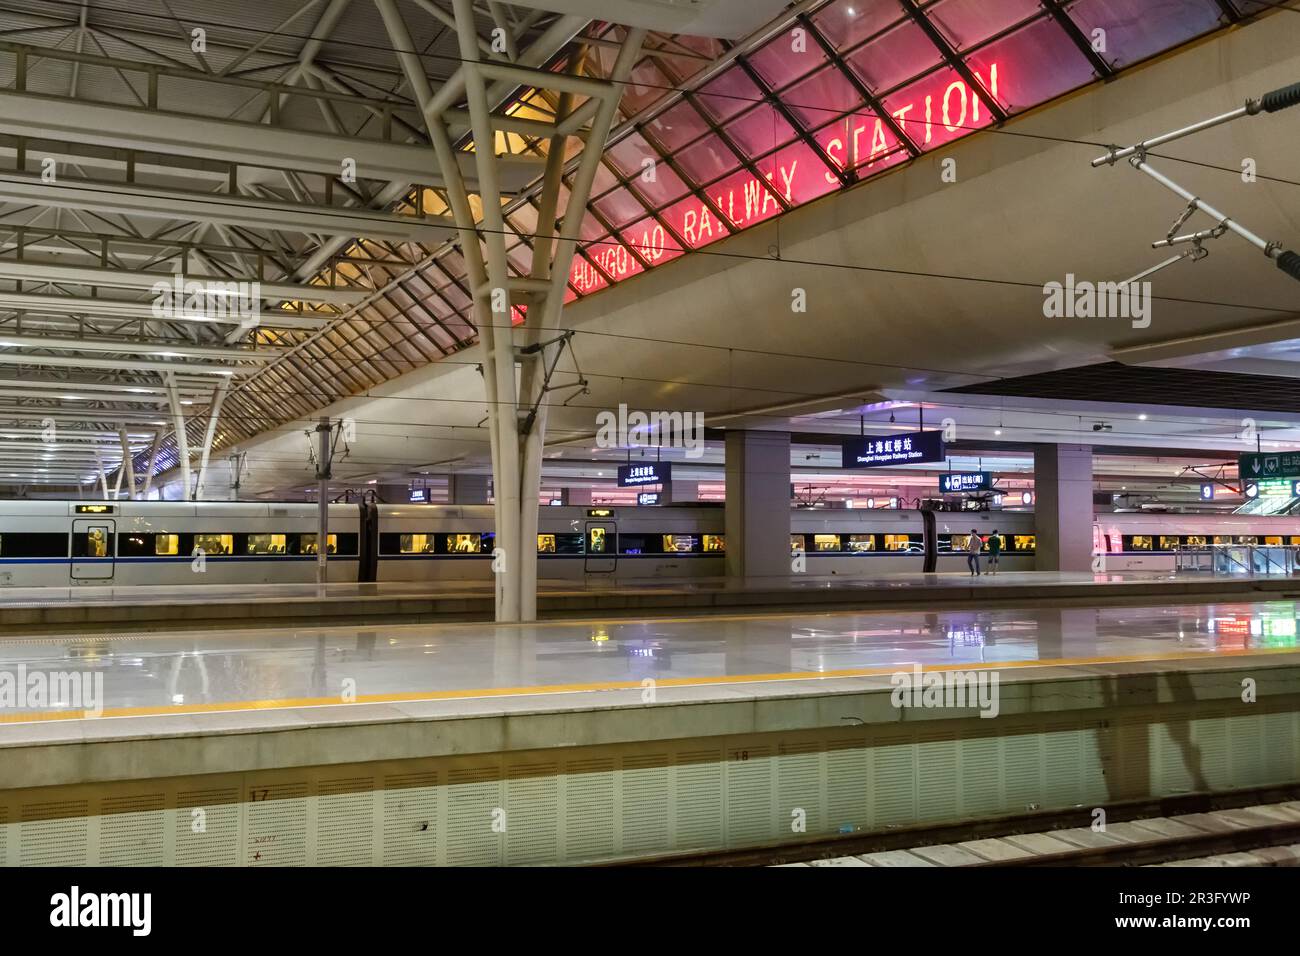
xmin=1174 ymin=545 xmax=1300 ymax=576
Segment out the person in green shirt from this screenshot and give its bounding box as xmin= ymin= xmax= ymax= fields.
xmin=987 ymin=530 xmax=1002 ymax=575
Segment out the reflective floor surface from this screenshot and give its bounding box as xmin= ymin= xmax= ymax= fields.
xmin=0 ymin=598 xmax=1295 ymax=724
xmin=0 ymin=570 xmax=1190 ymax=609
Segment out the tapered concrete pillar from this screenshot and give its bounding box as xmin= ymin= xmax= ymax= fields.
xmin=376 ymin=484 xmax=408 ymax=503
xmin=559 ymin=486 xmax=592 ymax=506
xmin=1034 ymin=444 xmax=1094 ymax=572
xmin=449 ymin=473 xmax=491 ymax=504
xmin=725 ymin=430 xmax=791 ymax=580
xmin=666 ymin=480 xmax=698 ymax=504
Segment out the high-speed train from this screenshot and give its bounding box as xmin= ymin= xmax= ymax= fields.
xmin=0 ymin=500 xmax=1297 ymax=586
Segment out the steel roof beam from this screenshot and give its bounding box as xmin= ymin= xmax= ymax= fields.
xmin=0 ymin=89 xmax=545 ymax=194
xmin=0 ymin=351 xmax=246 ymax=376
xmin=0 ymin=334 xmax=279 ymax=362
xmin=0 ymin=261 xmax=369 ymax=307
xmin=0 ymin=174 xmax=453 ymax=242
xmin=0 ymin=291 xmax=331 ymax=330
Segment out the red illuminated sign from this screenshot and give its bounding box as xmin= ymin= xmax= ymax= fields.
xmin=569 ymin=63 xmax=1006 ymax=294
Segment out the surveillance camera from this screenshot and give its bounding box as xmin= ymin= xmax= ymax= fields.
xmin=1092 ymin=422 xmax=1112 ymax=432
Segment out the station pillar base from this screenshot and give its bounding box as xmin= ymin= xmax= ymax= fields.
xmin=724 ymin=430 xmax=791 ymax=579
xmin=1033 ymin=444 xmax=1094 ymax=573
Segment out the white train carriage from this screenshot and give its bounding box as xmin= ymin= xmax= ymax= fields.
xmin=5 ymin=498 xmax=1299 ymax=588
xmin=792 ymin=509 xmax=1039 ymax=575
xmin=1095 ymin=511 xmax=1300 ymax=572
xmin=0 ymin=500 xmax=360 ymax=587
xmin=375 ymin=504 xmax=726 ymax=582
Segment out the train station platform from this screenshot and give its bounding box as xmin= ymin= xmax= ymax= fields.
xmin=1 ymin=599 xmax=1299 ymax=865
xmin=4 ymin=569 xmax=1300 ymax=633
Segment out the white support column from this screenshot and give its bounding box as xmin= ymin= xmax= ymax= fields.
xmin=111 ymin=451 xmax=125 ymax=498
xmin=119 ymin=428 xmax=135 ymax=500
xmin=193 ymin=377 xmax=230 ymax=501
xmin=164 ymin=373 xmax=192 ymax=500
xmin=377 ymin=0 xmax=641 ymax=622
xmin=315 ymin=417 xmax=332 ymax=585
xmin=142 ymin=432 xmax=161 ymax=498
xmin=93 ymin=446 xmax=110 ymax=500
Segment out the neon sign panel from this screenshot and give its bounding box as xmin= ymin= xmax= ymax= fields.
xmin=570 ymin=64 xmax=1005 ymax=294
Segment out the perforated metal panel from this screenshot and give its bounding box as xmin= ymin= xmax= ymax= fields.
xmin=381 ymin=773 xmax=439 ymax=866
xmin=99 ymin=794 xmax=165 ymax=866
xmin=445 ymin=765 xmax=503 ymax=867
xmin=725 ymin=745 xmax=774 ymax=847
xmin=674 ymin=748 xmax=723 ymax=852
xmin=316 ymin=777 xmax=376 ymax=867
xmin=505 ymin=762 xmax=559 ymax=866
xmin=563 ymin=758 xmax=616 ymax=863
xmin=246 ymin=783 xmax=308 ymax=866
xmin=175 ymin=788 xmax=240 ymax=867
xmin=620 ymin=754 xmax=670 ymax=856
xmin=20 ymin=799 xmax=89 ymax=867
xmin=0 ymin=702 xmax=1297 ymax=866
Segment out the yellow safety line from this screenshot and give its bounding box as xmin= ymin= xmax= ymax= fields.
xmin=0 ymin=643 xmax=1294 ymax=726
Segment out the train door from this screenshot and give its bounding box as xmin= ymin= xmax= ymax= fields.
xmin=71 ymin=519 xmax=115 ymax=581
xmin=584 ymin=521 xmax=616 ymax=573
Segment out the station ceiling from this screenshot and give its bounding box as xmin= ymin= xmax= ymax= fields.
xmin=0 ymin=0 xmax=1292 ymax=496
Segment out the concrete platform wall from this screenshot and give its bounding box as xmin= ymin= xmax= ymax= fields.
xmin=2 ymin=691 xmax=1299 ymax=865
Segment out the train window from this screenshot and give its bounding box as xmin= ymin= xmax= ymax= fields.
xmin=790 ymin=534 xmax=807 ymax=554
xmin=118 ymin=534 xmax=152 ymax=557
xmin=444 ymin=533 xmax=481 ymax=554
xmin=0 ymin=532 xmax=67 ymax=557
xmin=1213 ymin=535 xmax=1231 ymax=545
xmin=589 ymin=528 xmax=609 ymax=553
xmin=618 ymin=533 xmax=653 ymax=555
xmin=703 ymin=534 xmax=725 ymax=553
xmin=1125 ymin=535 xmax=1153 ymax=551
xmin=1159 ymin=536 xmax=1180 ymax=550
xmin=537 ymin=534 xmax=556 ymax=553
xmin=552 ymin=533 xmax=584 ymax=555
xmin=72 ymin=526 xmax=113 ymax=558
xmin=1185 ymin=535 xmax=1207 ymax=548
xmin=884 ymin=534 xmax=913 ymax=552
xmin=400 ymin=533 xmax=435 ymax=554
xmin=1265 ymin=536 xmax=1283 ymax=546
xmin=156 ymin=534 xmax=179 ymax=556
xmin=1236 ymin=535 xmax=1258 ymax=545
xmin=1013 ymin=535 xmax=1036 ymax=552
xmin=813 ymin=534 xmax=840 ymax=552
xmin=1291 ymin=537 xmax=1300 ymax=547
xmin=663 ymin=534 xmax=697 ymax=553
xmin=845 ymin=534 xmax=876 ymax=552
xmin=246 ymin=533 xmax=286 ymax=555
xmin=194 ymin=533 xmax=234 ymax=556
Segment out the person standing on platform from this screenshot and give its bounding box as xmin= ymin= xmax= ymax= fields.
xmin=967 ymin=529 xmax=983 ymax=576
xmin=987 ymin=530 xmax=1001 ymax=575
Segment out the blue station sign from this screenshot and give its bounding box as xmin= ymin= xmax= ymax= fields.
xmin=842 ymin=431 xmax=946 ymax=469
xmin=940 ymin=471 xmax=991 ymax=493
xmin=618 ymin=462 xmax=671 ymax=487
